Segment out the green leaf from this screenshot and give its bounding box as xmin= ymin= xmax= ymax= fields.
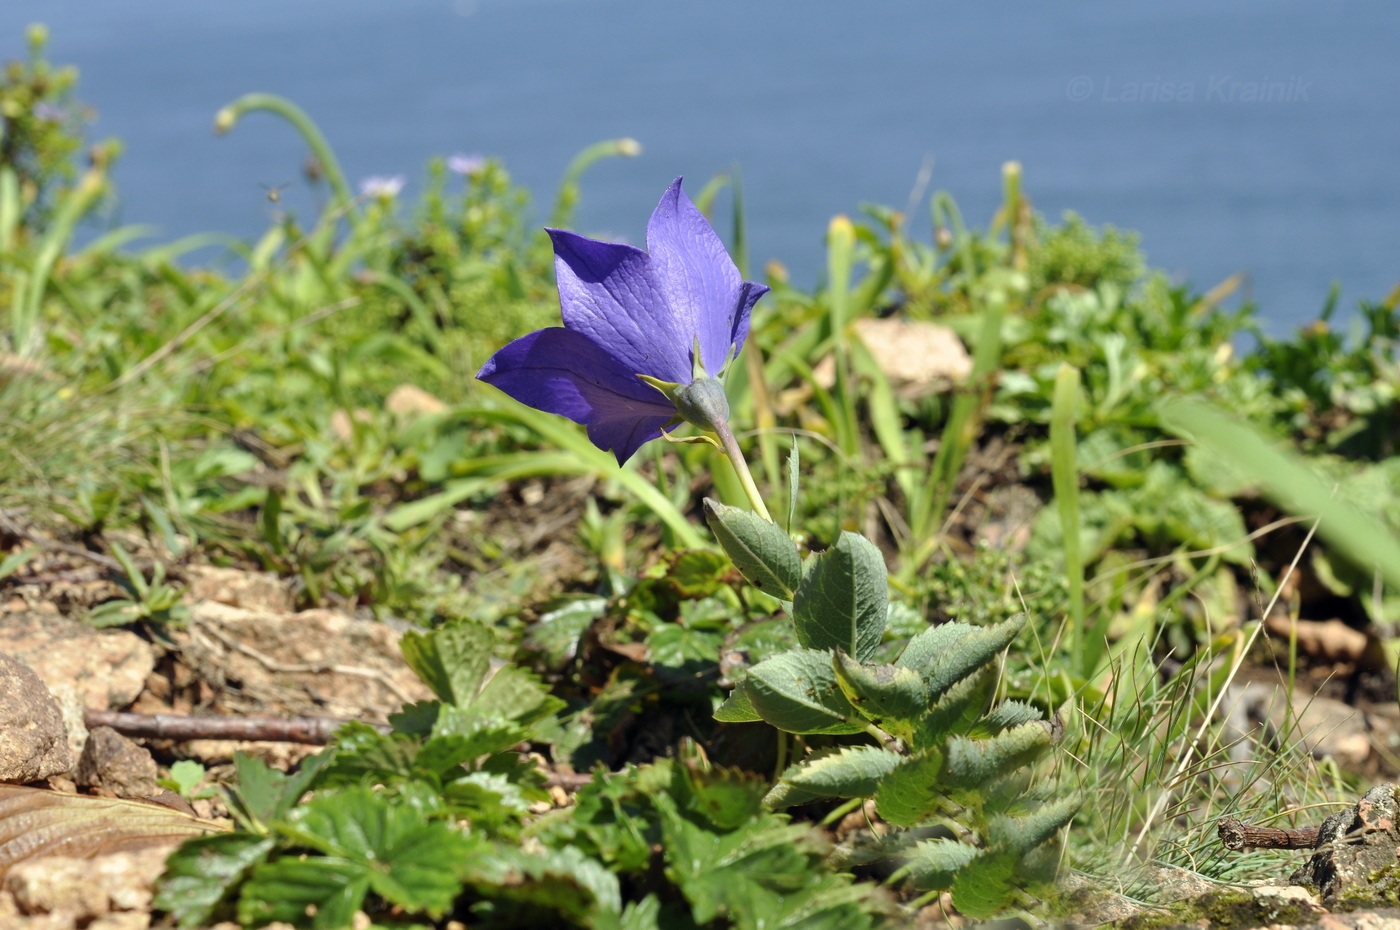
xmin=154 ymin=833 xmax=276 ymax=928
xmin=714 ymin=681 xmax=762 ymax=722
xmin=977 ymin=700 xmax=1045 ymax=736
xmin=941 ymin=724 xmax=1052 ymax=798
xmin=915 ymin=665 xmax=998 ymax=744
xmin=680 ymin=765 xmax=768 ymax=831
xmin=473 ymin=665 xmax=566 ymax=727
xmin=894 ymin=837 xmax=980 ymax=892
xmin=226 ymin=750 xmax=334 ymax=831
xmin=912 ymin=613 xmax=1024 ymax=700
xmin=988 ymin=795 xmax=1079 ymax=856
xmin=239 ymin=858 xmax=368 ymax=929
xmin=0 ymin=546 xmax=36 ymax=581
xmin=950 ymin=847 xmax=1020 ymax=919
xmin=1161 ymin=398 xmax=1400 ymax=590
xmin=896 ymin=622 xmax=975 ymax=677
xmin=462 ymin=844 xmax=621 ymax=922
xmin=278 ymin=785 xmax=478 ymax=917
xmin=743 ymin=649 xmax=866 ymax=734
xmin=162 ymin=759 xmax=207 ymax=798
xmin=873 ymin=748 xmax=945 ymax=827
xmin=832 ymin=651 xmax=928 ymax=739
xmin=703 ymin=498 xmax=802 ymax=600
xmin=400 ymin=620 xmax=494 ymax=706
xmin=792 ymin=531 xmax=888 ymax=660
xmin=764 ymin=745 xmax=902 ymax=810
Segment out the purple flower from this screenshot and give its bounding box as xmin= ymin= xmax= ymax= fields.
xmin=477 ymin=178 xmax=769 ymax=464
xmin=447 ymin=153 xmax=487 ymax=177
xmin=359 ymin=175 xmax=405 ymax=199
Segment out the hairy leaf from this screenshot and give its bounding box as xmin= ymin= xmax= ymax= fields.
xmin=873 ymin=749 xmax=945 ymax=827
xmin=896 ymin=621 xmax=974 ymax=678
xmin=915 ymin=665 xmax=998 ymax=744
xmin=833 ymin=651 xmax=928 ymax=739
xmin=744 ymin=649 xmax=866 ymax=734
xmin=988 ymin=796 xmax=1079 ymax=856
xmin=462 ymin=844 xmax=622 ymax=922
xmin=792 ymin=531 xmax=888 ymax=660
xmin=941 ymin=724 xmax=1052 ymax=799
xmin=908 ymin=614 xmax=1026 ymax=702
xmin=764 ymin=745 xmax=903 ymax=809
xmin=976 ymin=699 xmax=1045 ymax=737
xmin=704 ymin=497 xmax=802 ymax=599
xmin=895 ymin=837 xmax=981 ymax=892
xmin=950 ymin=847 xmax=1020 ymax=919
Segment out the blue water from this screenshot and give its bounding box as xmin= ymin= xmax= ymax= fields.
xmin=4 ymin=0 xmax=1398 ymax=330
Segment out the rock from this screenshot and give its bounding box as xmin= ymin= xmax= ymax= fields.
xmin=386 ymin=383 xmax=448 ymax=418
xmin=173 ymin=602 xmax=431 ymax=720
xmin=4 ymin=850 xmax=168 ymax=923
xmin=1220 ymin=678 xmax=1372 ymax=769
xmin=185 ymin=565 xmax=293 ymax=613
xmin=75 ymin=728 xmax=158 ymax=799
xmin=812 ymin=318 xmax=972 ymax=396
xmin=1292 ymin=783 xmax=1400 ymax=904
xmin=0 ymin=653 xmax=72 ymax=783
xmin=0 ymin=613 xmax=154 ymax=711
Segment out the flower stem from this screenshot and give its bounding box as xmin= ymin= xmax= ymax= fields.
xmin=712 ymin=418 xmax=772 ymax=522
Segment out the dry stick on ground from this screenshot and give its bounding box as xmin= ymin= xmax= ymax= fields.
xmin=85 ymin=708 xmax=379 ymax=744
xmin=85 ymin=708 xmax=593 ymax=792
xmin=1217 ymin=816 xmax=1321 ymax=851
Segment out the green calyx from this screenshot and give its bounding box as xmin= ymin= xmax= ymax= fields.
xmin=637 ymin=374 xmax=733 ymax=436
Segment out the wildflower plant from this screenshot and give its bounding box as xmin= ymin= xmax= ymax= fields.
xmin=478 ymin=178 xmax=1075 ymax=917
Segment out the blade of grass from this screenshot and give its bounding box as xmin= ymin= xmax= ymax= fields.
xmin=1051 ymin=364 xmax=1087 ymax=672
xmin=1160 ymin=397 xmax=1400 ymax=591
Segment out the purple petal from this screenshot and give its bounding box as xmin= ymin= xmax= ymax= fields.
xmin=646 ymin=178 xmax=767 ymax=376
xmin=477 ymin=327 xmax=677 ymax=464
xmin=729 ymin=279 xmax=770 ymax=364
xmin=547 ymin=229 xmax=692 ymax=386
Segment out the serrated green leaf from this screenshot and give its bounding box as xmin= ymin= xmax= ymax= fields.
xmin=155 ymin=833 xmax=276 ymax=928
xmin=792 ymin=531 xmax=888 ymax=660
xmin=765 ymin=745 xmax=902 ymax=810
xmin=873 ymin=748 xmax=945 ymax=827
xmin=744 ymin=649 xmax=866 ymax=734
xmin=942 ymin=723 xmax=1052 ymax=799
xmin=894 ymin=837 xmax=981 ymax=892
xmin=238 ymin=858 xmax=368 ymax=929
xmin=224 ymin=750 xmax=333 ymax=833
xmin=896 ymin=621 xmax=974 ymax=677
xmin=277 ymin=785 xmax=478 ymax=917
xmin=714 ymin=681 xmax=762 ymax=722
xmin=400 ymin=620 xmax=494 ymax=705
xmin=833 ymin=651 xmax=928 ymax=739
xmin=913 ymin=614 xmax=1026 ymax=702
xmin=473 ymin=664 xmax=565 ymax=727
xmin=988 ymin=795 xmax=1079 ymax=856
xmin=976 ymin=699 xmax=1045 ymax=736
xmin=675 ymin=761 xmax=769 ymax=831
xmin=950 ymin=847 xmax=1020 ymax=919
xmin=704 ymin=498 xmax=802 ymax=599
xmin=915 ymin=665 xmax=998 ymax=744
xmin=463 ymin=844 xmax=621 ymax=920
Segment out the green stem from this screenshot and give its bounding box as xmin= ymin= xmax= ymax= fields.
xmin=214 ymin=93 xmax=356 ymax=220
xmin=713 ymin=418 xmax=772 ymax=522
